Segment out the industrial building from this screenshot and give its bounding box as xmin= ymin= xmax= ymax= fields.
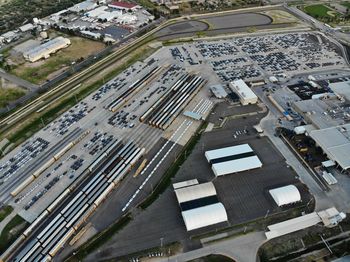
xmin=23 ymin=37 xmax=71 ymax=62
xmin=205 ymin=144 xmax=262 ymax=177
xmin=229 ymin=79 xmax=258 ymax=105
xmin=108 ymin=1 xmax=140 ymax=10
xmin=173 ymin=180 xmax=228 ymax=231
xmin=265 ymin=207 xmax=346 ymax=239
xmin=210 ymin=84 xmax=227 ymax=99
xmin=308 ymin=124 xmax=350 ymax=171
xmin=269 ymin=185 xmax=301 ymax=207
xmin=292 ymin=99 xmax=350 ymax=172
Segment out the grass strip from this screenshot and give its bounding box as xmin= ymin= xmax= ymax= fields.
xmin=0 ymin=205 xmax=13 ymax=223
xmin=0 ymin=215 xmax=28 ymax=254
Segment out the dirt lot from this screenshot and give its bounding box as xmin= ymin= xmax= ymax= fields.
xmin=11 ymin=35 xmax=105 ymax=84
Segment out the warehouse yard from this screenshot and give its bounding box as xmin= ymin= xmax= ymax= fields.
xmin=10 ymin=35 xmax=105 ymax=84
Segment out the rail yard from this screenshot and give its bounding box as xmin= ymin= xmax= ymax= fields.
xmin=1 ymin=4 xmax=350 ymax=262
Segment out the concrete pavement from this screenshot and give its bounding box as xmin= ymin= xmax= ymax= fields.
xmin=161 ymin=232 xmax=266 ymax=262
xmin=0 ymin=69 xmax=38 ymax=91
xmin=260 ymin=112 xmax=350 ymax=213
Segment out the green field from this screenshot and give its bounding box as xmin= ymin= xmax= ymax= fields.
xmin=0 ymin=87 xmax=26 ymax=108
xmin=0 ymin=215 xmax=28 ymax=254
xmin=0 ymin=205 xmax=13 ymax=222
xmin=304 ymin=4 xmax=337 ymax=18
xmin=342 ymin=1 xmax=350 ymax=9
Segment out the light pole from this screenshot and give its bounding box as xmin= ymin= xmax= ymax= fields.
xmin=264 ymin=209 xmax=270 ymax=219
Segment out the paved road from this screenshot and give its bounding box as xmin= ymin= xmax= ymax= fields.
xmin=0 ymin=69 xmax=39 ymax=91
xmin=162 ymin=231 xmax=266 ymax=262
xmin=260 ymin=112 xmax=350 ymax=213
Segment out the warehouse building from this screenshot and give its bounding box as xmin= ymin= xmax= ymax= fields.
xmin=205 ymin=144 xmax=262 ymax=177
xmin=229 ymin=79 xmax=258 ymax=105
xmin=308 ymin=124 xmax=350 ymax=171
xmin=23 ymin=37 xmax=71 ymax=62
xmin=173 ymin=180 xmax=228 ymax=231
xmin=269 ymin=185 xmax=301 ymax=206
xmin=210 ymin=84 xmax=227 ymax=99
xmin=108 ymin=1 xmax=140 ymax=11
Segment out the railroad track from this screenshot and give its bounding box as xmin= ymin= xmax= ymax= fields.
xmin=0 ymin=19 xmax=169 ymax=136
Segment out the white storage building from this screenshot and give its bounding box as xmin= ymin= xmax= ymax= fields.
xmin=229 ymin=79 xmax=258 ymax=105
xmin=23 ymin=37 xmax=71 ymax=62
xmin=205 ymin=144 xmax=262 ymax=177
xmin=269 ymin=185 xmax=301 ymax=206
xmin=173 ymin=181 xmax=228 ymax=231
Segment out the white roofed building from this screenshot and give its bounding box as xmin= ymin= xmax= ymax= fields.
xmin=205 ymin=144 xmax=262 ymax=177
xmin=229 ymin=79 xmax=258 ymax=105
xmin=269 ymin=185 xmax=301 ymax=206
xmin=173 ymin=181 xmax=228 ymax=231
xmin=23 ymin=37 xmax=71 ymax=62
xmin=308 ymin=124 xmax=350 ymax=171
xmin=19 ymin=23 xmax=35 ymax=32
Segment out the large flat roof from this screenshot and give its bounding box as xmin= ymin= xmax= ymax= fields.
xmin=309 ymin=123 xmax=350 ymax=170
xmin=211 ymin=155 xmax=262 ymax=176
xmin=205 ymin=144 xmax=253 ymax=162
xmin=266 ymin=212 xmax=321 ymax=239
xmin=230 ymin=79 xmax=257 ymax=100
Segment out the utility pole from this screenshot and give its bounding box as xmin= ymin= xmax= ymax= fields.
xmin=160 ymin=237 xmax=164 ymax=248
xmin=264 ymin=209 xmax=270 ymax=219
xmin=320 ymin=234 xmax=333 ymax=254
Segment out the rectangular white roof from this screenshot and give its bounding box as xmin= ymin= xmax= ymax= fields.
xmin=266 ymin=212 xmax=321 ymax=239
xmin=205 ymin=144 xmax=253 ymax=162
xmin=174 ymin=182 xmax=216 ymax=204
xmin=211 ymin=155 xmax=262 ymax=177
xmin=173 ymin=179 xmax=198 ymax=190
xmin=230 ymin=79 xmax=257 ymax=100
xmin=181 ymin=203 xmax=228 ymax=231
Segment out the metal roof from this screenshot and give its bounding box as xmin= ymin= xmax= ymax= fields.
xmin=205 ymin=144 xmax=253 ymax=162
xmin=183 ymin=111 xmax=202 ymax=121
xmin=230 ymin=79 xmax=257 ymax=100
xmin=211 ymin=155 xmax=262 ymax=176
xmin=210 ymin=84 xmax=227 ymax=99
xmin=269 ymin=185 xmax=301 ymax=206
xmin=309 ymin=124 xmax=350 ymax=170
xmin=173 ymin=179 xmax=198 ymax=190
xmin=181 ymin=203 xmax=228 ymax=231
xmin=174 ymin=182 xmax=216 ymax=204
xmin=266 ymin=212 xmax=320 ymax=239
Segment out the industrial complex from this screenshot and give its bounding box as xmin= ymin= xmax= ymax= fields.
xmin=1 ymin=2 xmax=350 ymax=262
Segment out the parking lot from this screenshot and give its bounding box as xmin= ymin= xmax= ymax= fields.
xmin=82 ymin=102 xmax=312 ymax=261
xmin=192 ymin=32 xmax=346 ymax=82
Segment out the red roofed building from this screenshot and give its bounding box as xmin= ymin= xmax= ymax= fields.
xmin=108 ymin=1 xmax=140 ymax=10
